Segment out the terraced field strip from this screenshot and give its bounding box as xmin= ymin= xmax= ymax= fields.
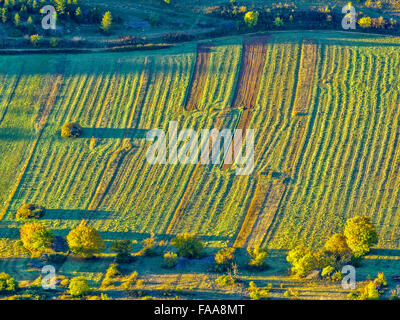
xmin=234 ymin=40 xmax=318 ymax=248
xmin=164 ymin=111 xmax=227 ymax=237
xmin=185 ymin=44 xmax=213 ymax=111
xmin=233 ymin=175 xmax=271 ymax=247
xmin=0 ymin=67 xmax=65 ymax=220
xmin=0 ymin=63 xmax=25 ymax=126
xmin=89 ymin=63 xmax=121 ymax=149
xmin=87 ymin=58 xmax=152 ymax=212
xmin=222 ymin=36 xmax=269 ymax=170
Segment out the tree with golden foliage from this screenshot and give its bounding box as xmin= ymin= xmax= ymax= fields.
xmin=20 ymin=222 xmax=54 ymax=256
xmin=66 ymin=221 xmax=105 ymax=258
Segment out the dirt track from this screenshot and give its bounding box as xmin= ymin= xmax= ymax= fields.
xmin=185 ymin=44 xmax=213 ymax=111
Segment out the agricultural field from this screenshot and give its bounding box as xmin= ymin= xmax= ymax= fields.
xmin=1 ymin=24 xmax=400 ymax=301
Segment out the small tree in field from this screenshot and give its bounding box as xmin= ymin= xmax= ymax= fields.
xmin=66 ymin=221 xmax=105 ymax=258
xmin=16 ymin=203 xmax=45 ymax=220
xmin=69 ymin=276 xmax=90 ymax=297
xmin=20 ymin=222 xmax=54 ymax=256
xmin=110 ymin=239 xmax=133 ymax=263
xmin=244 ymin=11 xmax=258 ymax=28
xmin=61 ymin=122 xmax=82 ymax=138
xmin=171 ymin=233 xmax=204 ymax=259
xmin=101 ymin=11 xmax=112 ymax=33
xmin=344 ymin=216 xmax=378 ymax=258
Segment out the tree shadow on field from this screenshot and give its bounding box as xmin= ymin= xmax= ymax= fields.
xmin=44 ymin=209 xmax=114 ymax=220
xmin=79 ymin=127 xmax=150 ymax=139
xmin=0 ymin=127 xmax=34 ymax=141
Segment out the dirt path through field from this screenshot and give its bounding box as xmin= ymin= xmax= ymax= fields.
xmin=185 ymin=44 xmax=213 ymax=111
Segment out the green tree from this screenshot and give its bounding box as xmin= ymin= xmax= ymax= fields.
xmin=344 ymin=216 xmax=378 ymax=258
xmin=110 ymin=239 xmax=132 ymax=263
xmin=69 ymin=276 xmax=90 ymax=296
xmin=171 ymin=233 xmax=204 ymax=259
xmin=14 ymin=12 xmax=20 ymax=27
xmin=20 ymin=222 xmax=54 ymax=256
xmin=244 ymin=11 xmax=258 ymax=28
xmin=101 ymin=11 xmax=112 ymax=33
xmin=66 ymin=221 xmax=105 ymax=258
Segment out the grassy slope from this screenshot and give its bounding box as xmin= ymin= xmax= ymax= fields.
xmin=0 ymin=31 xmax=400 ymax=252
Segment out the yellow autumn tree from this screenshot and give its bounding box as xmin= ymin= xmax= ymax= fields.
xmin=66 ymin=221 xmax=105 ymax=258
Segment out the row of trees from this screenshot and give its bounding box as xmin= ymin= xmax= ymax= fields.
xmin=287 ymin=216 xmax=378 ymax=278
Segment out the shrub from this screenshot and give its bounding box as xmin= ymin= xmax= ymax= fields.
xmin=50 ymin=37 xmax=60 ymax=47
xmin=247 ymin=246 xmax=268 ymax=269
xmin=248 ymin=281 xmax=271 ymax=300
xmin=163 ymin=251 xmax=178 ymax=268
xmin=214 ymin=248 xmax=235 ymax=272
xmin=344 ymin=216 xmax=378 ymax=258
xmin=139 ymin=234 xmax=157 ymax=256
xmin=61 ymin=122 xmax=82 ymax=138
xmin=273 ymin=16 xmax=284 ymax=27
xmin=244 ymin=11 xmax=259 ymax=28
xmin=148 ymin=13 xmax=160 ymax=26
xmin=101 ymin=264 xmax=120 ymax=288
xmin=358 ymin=16 xmax=372 ymax=28
xmin=0 ymin=273 xmax=18 ymax=291
xmin=321 ymin=265 xmax=335 ymax=278
xmin=30 ymin=34 xmax=42 ymax=47
xmin=66 ymin=221 xmax=105 ymax=258
xmin=348 ymin=274 xmax=386 ymax=300
xmin=16 ymin=203 xmax=45 ymax=220
xmin=110 ymin=239 xmax=133 ymax=263
xmin=20 ymin=222 xmax=54 ymax=256
xmin=215 ymin=274 xmax=235 ymax=287
xmin=283 ymin=288 xmax=299 ymax=299
xmin=69 ymin=276 xmax=90 ymax=297
xmin=171 ymin=233 xmax=204 ymax=259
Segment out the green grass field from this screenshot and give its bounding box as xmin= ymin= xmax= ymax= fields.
xmin=1 ymin=30 xmax=400 ymax=299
